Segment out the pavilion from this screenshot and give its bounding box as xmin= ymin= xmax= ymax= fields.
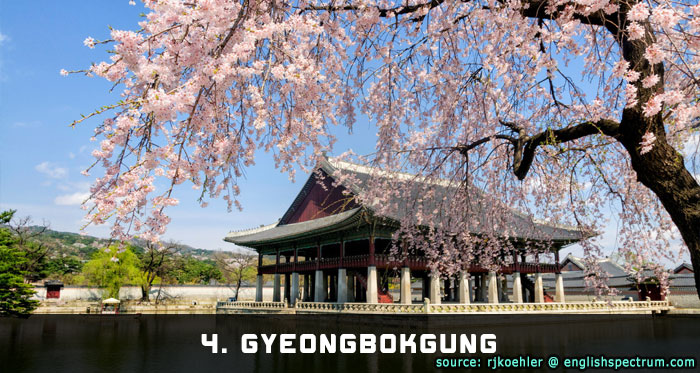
xmin=224 ymin=156 xmax=586 ymax=306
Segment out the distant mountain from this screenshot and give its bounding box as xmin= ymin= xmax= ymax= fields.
xmin=11 ymin=226 xmax=219 ymax=261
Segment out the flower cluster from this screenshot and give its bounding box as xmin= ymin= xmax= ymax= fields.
xmin=76 ymin=0 xmax=698 ymax=295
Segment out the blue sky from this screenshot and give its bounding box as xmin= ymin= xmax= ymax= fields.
xmin=0 ymin=1 xmax=378 ymax=252
xmin=0 ymin=1 xmax=690 ymax=266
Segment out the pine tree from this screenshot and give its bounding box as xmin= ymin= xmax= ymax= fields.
xmin=0 ymin=210 xmax=39 ymax=317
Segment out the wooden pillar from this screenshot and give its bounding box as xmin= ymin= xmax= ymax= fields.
xmin=368 ymin=235 xmax=376 ymax=266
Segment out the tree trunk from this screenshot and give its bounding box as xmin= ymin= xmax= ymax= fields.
xmin=141 ymin=284 xmax=150 ymax=302
xmin=617 ymin=119 xmax=700 ymax=299
xmin=234 ymin=277 xmax=242 ymax=300
xmin=616 ymin=32 xmax=700 ymax=300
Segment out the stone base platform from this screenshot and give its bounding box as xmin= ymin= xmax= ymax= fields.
xmin=216 ymin=300 xmax=671 ymax=315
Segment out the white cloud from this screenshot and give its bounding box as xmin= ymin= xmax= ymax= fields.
xmin=12 ymin=120 xmax=41 ymax=128
xmin=54 ymin=192 xmax=90 ymax=206
xmin=35 ymin=161 xmax=68 ymax=179
xmin=0 ymin=32 xmax=8 ymax=46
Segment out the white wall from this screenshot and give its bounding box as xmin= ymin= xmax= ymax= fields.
xmin=33 ymin=285 xmax=275 ymax=302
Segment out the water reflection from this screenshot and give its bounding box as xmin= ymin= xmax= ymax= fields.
xmin=1 ymin=314 xmax=699 ymax=372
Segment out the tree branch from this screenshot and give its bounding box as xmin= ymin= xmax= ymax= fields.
xmin=510 ymin=119 xmax=620 ymax=180
xmin=306 ymin=0 xmax=446 ymax=18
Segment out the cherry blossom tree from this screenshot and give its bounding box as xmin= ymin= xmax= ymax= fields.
xmin=69 ymin=0 xmax=699 ymax=297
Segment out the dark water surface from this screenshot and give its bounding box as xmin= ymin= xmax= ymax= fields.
xmin=1 ymin=314 xmax=699 ymax=372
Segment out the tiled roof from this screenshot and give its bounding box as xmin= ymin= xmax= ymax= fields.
xmin=225 ymin=156 xmax=587 ymax=247
xmin=225 ymin=208 xmax=363 ymax=245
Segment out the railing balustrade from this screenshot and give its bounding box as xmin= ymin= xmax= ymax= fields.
xmin=217 ymin=300 xmax=671 ymax=314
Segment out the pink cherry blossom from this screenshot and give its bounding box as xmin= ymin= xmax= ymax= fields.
xmin=628 ymin=3 xmax=650 ymax=22
xmin=642 ymin=74 xmax=660 ymax=88
xmin=640 ymin=132 xmax=657 ymax=155
xmin=71 ymin=0 xmax=700 ymax=298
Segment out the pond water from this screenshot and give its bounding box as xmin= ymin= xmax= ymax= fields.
xmin=2 ymin=314 xmax=699 ymax=372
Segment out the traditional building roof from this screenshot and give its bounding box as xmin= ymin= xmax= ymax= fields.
xmin=673 ymin=263 xmax=694 ymax=274
xmin=225 ymin=208 xmax=363 ymax=246
xmin=560 ymin=253 xmax=586 ymax=271
xmin=559 ymin=254 xmax=628 ymax=276
xmin=225 ymin=156 xmax=587 ymax=249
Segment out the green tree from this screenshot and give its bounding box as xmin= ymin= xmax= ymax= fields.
xmin=137 ymin=241 xmax=179 ymax=302
xmin=170 ymin=257 xmax=223 ymax=285
xmin=6 ymin=214 xmax=53 ymax=282
xmin=82 ymin=244 xmax=144 ymax=299
xmin=214 ymin=251 xmax=257 ymax=300
xmin=0 ymin=210 xmax=38 ymax=316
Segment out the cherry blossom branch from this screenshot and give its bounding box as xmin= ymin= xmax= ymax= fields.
xmin=501 ymin=119 xmax=621 ymax=180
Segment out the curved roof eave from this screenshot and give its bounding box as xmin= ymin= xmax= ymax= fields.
xmin=224 ymin=207 xmax=365 ymax=248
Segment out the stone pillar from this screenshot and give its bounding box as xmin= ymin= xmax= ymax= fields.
xmin=314 ymin=270 xmax=324 ymax=302
xmin=291 ymin=272 xmax=300 ymax=306
xmin=429 ymin=270 xmax=441 ymax=305
xmin=512 ymin=272 xmax=523 ymax=303
xmin=555 ymin=273 xmax=566 ymax=303
xmin=255 ymin=274 xmax=263 ymax=302
xmin=284 ymin=273 xmax=291 ymax=303
xmin=487 ymin=271 xmax=499 ymax=304
xmin=303 ymin=274 xmax=310 ymax=301
xmin=323 ymin=274 xmax=329 ymax=301
xmin=273 ymin=273 xmax=281 ymax=302
xmin=534 ymin=273 xmax=544 ymax=303
xmin=500 ymin=275 xmax=509 ymax=302
xmin=347 ymin=272 xmax=355 ymax=302
xmin=367 ymin=266 xmax=378 ymax=303
xmin=458 ymin=272 xmax=470 ymax=304
xmin=337 ymin=268 xmax=347 ymax=304
xmin=400 ymin=267 xmax=412 ymax=304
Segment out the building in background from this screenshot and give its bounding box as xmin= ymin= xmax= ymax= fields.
xmin=225 ymin=157 xmax=586 ymax=306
